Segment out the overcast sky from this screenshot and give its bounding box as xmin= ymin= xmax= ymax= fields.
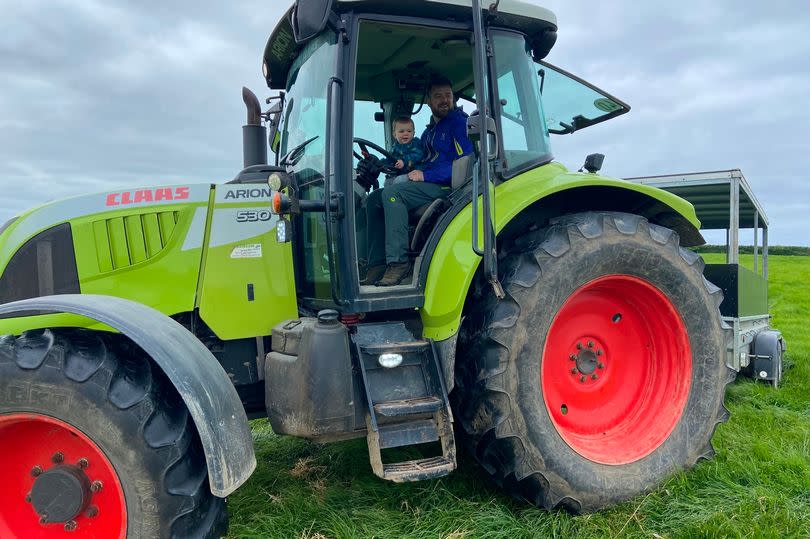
xmin=2 ymin=0 xmax=808 ymax=245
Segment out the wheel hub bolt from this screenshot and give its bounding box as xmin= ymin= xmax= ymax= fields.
xmin=580 ymin=375 xmax=586 ymax=383
xmin=597 ymin=362 xmax=604 ymax=369
xmin=596 ymin=349 xmax=603 ymax=356
xmin=90 ymin=480 xmax=103 ymax=493
xmin=25 ymin=492 xmax=32 ymax=503
xmin=85 ymin=506 xmax=99 ymax=518
xmin=52 ymin=452 xmax=64 ymax=464
xmin=569 ymin=354 xmax=576 ymax=361
xmin=570 ymin=368 xmax=577 ymax=374
xmin=39 ymin=515 xmax=49 ymax=525
xmin=77 ymin=458 xmax=88 ymax=470
xmin=591 ymin=374 xmax=598 ymax=380
xmin=64 ymin=520 xmax=77 ymax=532
xmin=587 ymin=341 xmax=594 ymax=348
xmin=31 ymin=466 xmax=43 ymax=477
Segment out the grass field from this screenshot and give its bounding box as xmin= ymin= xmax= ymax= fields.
xmin=227 ymin=254 xmax=810 ymax=539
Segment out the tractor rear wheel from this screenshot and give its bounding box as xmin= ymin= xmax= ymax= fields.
xmin=0 ymin=328 xmax=227 ymax=538
xmin=456 ymin=212 xmax=733 ymax=512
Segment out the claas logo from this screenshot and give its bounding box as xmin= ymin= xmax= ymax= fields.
xmin=106 ymin=187 xmax=190 ymax=207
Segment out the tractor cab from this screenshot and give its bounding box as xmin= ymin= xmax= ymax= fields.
xmin=260 ymin=0 xmax=630 ymax=314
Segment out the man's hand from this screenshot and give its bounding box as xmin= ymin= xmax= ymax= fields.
xmin=357 ymin=156 xmax=383 ymax=192
xmin=408 ymin=170 xmax=424 ymax=182
xmin=395 ymin=159 xmax=405 ymax=170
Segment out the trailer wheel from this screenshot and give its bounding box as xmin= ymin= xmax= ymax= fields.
xmin=0 ymin=328 xmax=227 ymax=538
xmin=456 ymin=212 xmax=733 ymax=512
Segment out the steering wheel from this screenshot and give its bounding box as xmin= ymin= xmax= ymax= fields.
xmin=353 ymin=137 xmax=400 ymax=176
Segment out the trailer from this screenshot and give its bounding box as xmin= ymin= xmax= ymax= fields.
xmin=627 ymin=169 xmax=785 ymax=387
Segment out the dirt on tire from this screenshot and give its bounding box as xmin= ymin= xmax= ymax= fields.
xmin=454 ymin=212 xmax=734 ymax=513
xmin=0 ymin=328 xmax=227 ymax=538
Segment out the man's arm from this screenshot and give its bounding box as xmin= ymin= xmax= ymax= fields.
xmin=452 ymin=118 xmax=474 ymax=157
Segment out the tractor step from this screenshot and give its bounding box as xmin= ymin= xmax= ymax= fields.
xmin=352 ymin=322 xmax=456 ymax=483
xmin=374 ymin=396 xmax=443 ymax=417
xmin=379 ymin=456 xmax=455 ymax=483
xmin=361 ymin=340 xmax=431 ymax=355
xmin=376 ymin=419 xmax=439 ymax=448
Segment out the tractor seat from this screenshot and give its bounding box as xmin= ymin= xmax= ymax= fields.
xmin=409 ymin=155 xmax=473 ymax=252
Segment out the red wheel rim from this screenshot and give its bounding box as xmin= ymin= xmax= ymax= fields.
xmin=542 ymin=275 xmax=692 ymax=465
xmin=0 ymin=413 xmax=126 ymax=538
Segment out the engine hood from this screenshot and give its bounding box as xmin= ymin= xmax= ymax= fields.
xmin=0 ymin=184 xmax=212 ymax=270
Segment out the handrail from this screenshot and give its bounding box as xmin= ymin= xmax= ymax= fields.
xmin=471 ymin=160 xmax=484 ymax=256
xmin=324 ymin=76 xmax=344 ymax=306
xmin=471 ymin=0 xmax=502 ymax=297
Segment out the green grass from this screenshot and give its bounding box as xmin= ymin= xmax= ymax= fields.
xmin=227 ymin=255 xmax=810 ymax=539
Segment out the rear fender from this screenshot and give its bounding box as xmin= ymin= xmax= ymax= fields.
xmin=0 ymin=294 xmax=255 ymax=497
xmin=422 ymin=163 xmax=703 ymax=344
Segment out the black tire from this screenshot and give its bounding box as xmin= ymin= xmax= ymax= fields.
xmin=0 ymin=328 xmax=228 ymax=538
xmin=455 ymin=212 xmax=734 ymax=512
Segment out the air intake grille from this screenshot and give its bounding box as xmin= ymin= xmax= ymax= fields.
xmin=0 ymin=222 xmax=80 ymax=312
xmin=93 ymin=211 xmax=179 ymax=271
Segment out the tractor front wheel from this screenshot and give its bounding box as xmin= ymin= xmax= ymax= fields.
xmin=456 ymin=212 xmax=733 ymax=512
xmin=0 ymin=328 xmax=227 ymax=538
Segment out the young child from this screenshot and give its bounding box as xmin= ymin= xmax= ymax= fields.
xmin=385 ymin=117 xmax=426 ymax=187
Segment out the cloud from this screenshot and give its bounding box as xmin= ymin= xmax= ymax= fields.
xmin=540 ymin=0 xmax=810 ymax=245
xmin=0 ymin=0 xmax=807 ymax=245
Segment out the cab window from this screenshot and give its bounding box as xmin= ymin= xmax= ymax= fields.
xmin=491 ymin=31 xmax=552 ymax=174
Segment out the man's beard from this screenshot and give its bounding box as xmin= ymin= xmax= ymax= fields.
xmin=431 ymin=105 xmax=450 ymax=118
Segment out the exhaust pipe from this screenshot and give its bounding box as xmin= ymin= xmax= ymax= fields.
xmin=242 ymin=87 xmax=268 ymax=168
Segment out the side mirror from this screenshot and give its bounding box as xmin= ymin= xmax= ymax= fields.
xmin=467 ymin=112 xmax=498 ymax=161
xmin=292 ymin=0 xmax=334 ymax=43
xmin=265 ymin=93 xmax=285 ymax=156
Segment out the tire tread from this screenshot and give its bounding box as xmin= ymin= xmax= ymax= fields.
xmin=456 ymin=212 xmax=734 ymax=513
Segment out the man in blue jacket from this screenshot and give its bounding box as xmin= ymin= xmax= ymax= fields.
xmin=362 ymin=75 xmax=474 ymax=286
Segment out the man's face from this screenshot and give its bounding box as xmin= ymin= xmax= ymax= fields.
xmin=427 ymin=85 xmax=454 ymax=119
xmin=393 ymin=121 xmax=414 ymax=144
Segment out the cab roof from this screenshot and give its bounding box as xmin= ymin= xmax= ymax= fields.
xmin=335 ymin=0 xmax=556 ymax=28
xmin=263 ymin=0 xmax=557 ymax=89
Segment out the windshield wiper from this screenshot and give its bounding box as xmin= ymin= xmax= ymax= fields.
xmin=280 ymin=136 xmax=319 ymax=167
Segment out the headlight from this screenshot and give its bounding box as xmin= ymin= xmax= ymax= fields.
xmin=268 ymin=173 xmax=283 ymax=191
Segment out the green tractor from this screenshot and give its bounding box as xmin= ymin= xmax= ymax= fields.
xmin=1 ymin=0 xmax=776 ymax=536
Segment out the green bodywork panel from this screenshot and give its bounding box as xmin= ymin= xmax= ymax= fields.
xmin=0 ymin=187 xmax=208 ymax=335
xmin=0 ymin=184 xmax=298 ymax=340
xmin=1 ymin=166 xmax=696 ymax=342
xmin=420 ymin=162 xmax=701 ymax=341
xmin=197 ymin=186 xmax=298 ymax=340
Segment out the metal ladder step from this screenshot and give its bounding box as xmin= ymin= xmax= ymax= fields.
xmin=374 ymin=396 xmax=443 ymax=417
xmin=360 ymin=340 xmax=431 ymax=355
xmin=354 ymin=331 xmax=457 ymax=483
xmin=377 ymin=419 xmax=439 ymax=449
xmin=381 ymin=456 xmax=455 ymax=483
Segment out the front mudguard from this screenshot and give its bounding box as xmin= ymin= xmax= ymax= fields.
xmin=0 ymin=294 xmax=255 ymax=497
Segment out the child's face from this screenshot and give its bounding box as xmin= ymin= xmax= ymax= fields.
xmin=393 ymin=122 xmax=414 ymax=144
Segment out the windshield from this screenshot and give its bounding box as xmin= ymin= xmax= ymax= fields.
xmin=280 ymin=32 xmax=337 ymax=176
xmin=279 ymin=31 xmax=338 ymax=298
